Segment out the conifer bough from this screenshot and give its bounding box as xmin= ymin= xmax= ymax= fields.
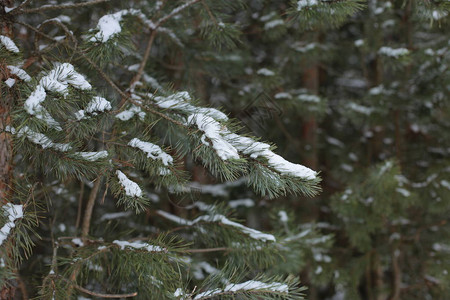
xmin=0 ymin=0 xmax=376 ymax=298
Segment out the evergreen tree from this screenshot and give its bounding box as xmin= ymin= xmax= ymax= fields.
xmin=1 ymin=0 xmax=448 ymax=299
xmin=0 ymin=0 xmax=366 ymax=299
xmin=218 ymin=1 xmax=448 ymax=300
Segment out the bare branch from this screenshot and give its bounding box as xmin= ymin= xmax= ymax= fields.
xmin=81 ymin=177 xmax=102 ymax=239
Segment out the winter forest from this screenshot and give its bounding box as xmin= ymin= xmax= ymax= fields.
xmin=0 ymin=0 xmax=449 ymax=299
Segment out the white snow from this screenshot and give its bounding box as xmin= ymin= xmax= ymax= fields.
xmin=326 ymin=137 xmax=344 ymax=148
xmin=432 ymin=243 xmax=450 ymax=253
xmin=24 ymin=85 xmax=47 ymax=115
xmin=293 ymin=43 xmax=317 ymax=53
xmin=72 ymin=238 xmax=84 ymax=247
xmin=224 ymin=280 xmax=288 ymax=293
xmin=284 ymin=229 xmax=311 ymax=242
xmin=193 ymin=261 xmax=221 ymax=280
xmin=167 ymin=0 xmax=196 ymax=17
xmin=174 ymin=288 xmax=187 ymax=298
xmin=396 ymin=188 xmax=411 ymax=197
xmin=440 ymin=180 xmax=450 ymax=190
xmin=17 ymin=126 xmax=72 ymax=151
xmin=188 ymin=113 xmax=239 ymax=160
xmin=298 ymin=94 xmax=321 ymax=103
xmin=227 ymin=133 xmax=317 ymax=179
xmin=256 ymin=68 xmax=275 ymax=76
xmin=4 ymin=6 xmax=15 ymax=13
xmin=116 ymin=170 xmax=142 ymax=197
xmin=157 ymin=210 xmax=276 ymax=242
xmin=354 ymin=39 xmax=364 ymax=47
xmin=194 ymin=289 xmax=222 ymax=299
xmin=432 ymin=10 xmax=448 ymax=20
xmin=348 ymin=102 xmax=373 ymax=115
xmin=100 ymin=211 xmax=132 ymax=221
xmin=196 ymin=214 xmax=276 ymax=242
xmin=40 ymin=63 xmax=91 ymax=93
xmin=187 ymin=115 xmax=317 ymax=179
xmin=0 ymin=35 xmax=19 ymax=53
xmin=228 ymin=199 xmax=255 ymax=208
xmin=260 ymin=12 xmax=276 ymax=22
xmin=115 ymin=105 xmax=146 ymax=121
xmin=75 ymin=96 xmax=112 ymax=120
xmin=278 ymin=211 xmax=288 ymax=222
xmin=85 ymin=96 xmax=112 ymax=114
xmin=5 ymin=78 xmax=15 ymax=87
xmin=113 ymin=240 xmax=165 ymax=252
xmin=340 ymin=163 xmax=353 ymax=172
xmin=264 ymin=19 xmax=284 ymax=30
xmin=297 ymin=0 xmax=319 ymax=11
xmin=157 ymin=210 xmax=190 ymax=225
xmin=378 ymin=47 xmax=409 ymax=58
xmin=90 ymin=9 xmax=139 ymax=43
xmin=128 ymin=138 xmax=173 ymax=166
xmin=56 ymin=15 xmax=71 ymax=23
xmin=76 ymin=151 xmax=108 ymax=161
xmin=0 ymin=204 xmax=24 ymax=246
xmin=7 ymin=66 xmax=31 ymax=82
xmin=152 ymin=91 xmax=228 ymax=121
xmin=313 ymin=252 xmax=331 ymax=263
xmin=24 ymin=63 xmax=91 ymax=129
xmin=274 ymin=92 xmax=292 ymax=99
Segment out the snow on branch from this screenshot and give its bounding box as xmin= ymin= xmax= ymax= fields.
xmin=378 ymin=47 xmax=410 ymax=58
xmin=116 ymin=105 xmax=146 ymax=121
xmin=113 ymin=240 xmax=166 ymax=252
xmin=297 ymin=0 xmax=319 ymax=11
xmin=89 ymin=9 xmax=139 ymax=43
xmin=187 ymin=113 xmax=317 ymax=180
xmin=157 ymin=210 xmax=276 ymax=242
xmin=17 ymin=126 xmax=72 ymax=151
xmin=152 ymin=91 xmax=228 ymax=121
xmin=24 ymin=63 xmax=92 ymax=130
xmin=190 ymin=280 xmax=289 ymax=299
xmin=188 ymin=113 xmax=239 ymax=160
xmin=128 ymin=138 xmax=173 ymax=175
xmin=116 ymin=170 xmax=143 ymax=197
xmin=7 ymin=66 xmax=31 ymax=82
xmin=0 ymin=204 xmax=24 ymax=246
xmin=0 ymin=35 xmax=20 ymax=53
xmin=75 ymin=151 xmax=108 ymax=161
xmin=75 ymin=96 xmax=112 ymax=120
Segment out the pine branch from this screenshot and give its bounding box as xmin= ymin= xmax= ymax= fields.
xmin=124 ymin=30 xmax=157 ymax=107
xmin=10 ymin=0 xmax=111 ymax=15
xmin=156 ymin=0 xmax=202 ymax=27
xmin=124 ymin=0 xmax=202 ymax=107
xmin=74 ymin=284 xmax=137 ymax=298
